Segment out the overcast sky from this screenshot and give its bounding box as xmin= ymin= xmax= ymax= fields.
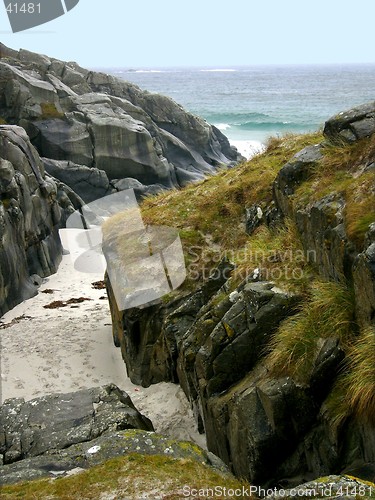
xmin=1 ymin=0 xmax=375 ymax=68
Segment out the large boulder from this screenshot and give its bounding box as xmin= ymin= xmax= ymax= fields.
xmin=0 ymin=125 xmax=76 ymax=315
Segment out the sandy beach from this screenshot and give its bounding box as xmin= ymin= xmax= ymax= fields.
xmin=0 ymin=255 xmax=206 ymax=449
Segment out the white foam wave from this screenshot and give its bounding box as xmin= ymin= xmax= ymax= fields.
xmin=215 ymin=123 xmax=231 ymax=130
xmin=230 ymin=140 xmax=265 ymax=160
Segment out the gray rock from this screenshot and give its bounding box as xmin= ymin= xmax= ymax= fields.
xmin=42 ymin=157 xmax=115 ymax=203
xmin=0 ymin=384 xmax=153 ymax=467
xmin=273 ymin=144 xmax=323 ymax=215
xmin=0 ymin=125 xmax=76 ymax=315
xmin=0 ymin=44 xmax=243 ymax=193
xmin=0 ymin=428 xmax=228 ymax=486
xmin=353 ymin=234 xmax=375 ymax=326
xmin=324 ymin=100 xmax=375 ymax=143
xmin=266 ymin=475 xmax=374 ymax=499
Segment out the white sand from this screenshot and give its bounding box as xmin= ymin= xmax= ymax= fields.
xmin=0 ymin=255 xmax=206 ymax=449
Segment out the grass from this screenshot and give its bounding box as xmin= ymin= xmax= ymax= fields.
xmin=40 ymin=102 xmax=64 ymax=120
xmin=0 ymin=117 xmax=7 ymax=124
xmin=103 ymin=132 xmax=322 ymax=293
xmin=0 ymin=453 xmax=253 ymax=500
xmin=326 ymin=325 xmax=375 ymax=426
xmin=266 ymin=280 xmax=356 ymax=383
xmin=293 ymin=135 xmax=375 ymax=248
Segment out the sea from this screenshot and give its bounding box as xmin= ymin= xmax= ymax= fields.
xmin=102 ymin=65 xmax=375 ymax=158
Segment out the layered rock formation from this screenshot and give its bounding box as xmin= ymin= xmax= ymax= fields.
xmin=0 ymin=42 xmax=242 ymax=314
xmin=0 ymin=384 xmax=229 ymax=486
xmin=107 ymin=103 xmax=375 ymax=487
xmin=0 ymin=43 xmax=242 ymax=202
xmin=0 ymin=125 xmax=79 ymax=315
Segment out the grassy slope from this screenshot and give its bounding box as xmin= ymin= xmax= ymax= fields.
xmin=103 ymin=131 xmax=375 ymax=424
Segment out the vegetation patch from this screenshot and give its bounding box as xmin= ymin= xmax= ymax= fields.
xmin=293 ymin=135 xmax=375 ymax=249
xmin=266 ymin=280 xmax=356 ymax=383
xmin=103 ymin=132 xmax=322 ymax=294
xmin=0 ymin=453 xmax=252 ymax=500
xmin=326 ymin=325 xmax=375 ymax=425
xmin=40 ymin=102 xmax=64 ymax=120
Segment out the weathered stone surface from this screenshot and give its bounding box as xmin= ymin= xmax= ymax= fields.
xmin=273 ymin=144 xmax=323 ymax=216
xmin=274 ymin=147 xmax=356 ymax=282
xmin=195 ymin=282 xmax=300 ymax=397
xmin=0 ymin=428 xmax=228 ymax=486
xmin=0 ymin=125 xmax=76 ymax=315
xmin=324 ymin=101 xmax=375 ymax=144
xmin=266 ymin=475 xmax=375 ymax=499
xmin=0 ymin=44 xmax=243 ymax=196
xmin=106 ymin=259 xmax=234 ymax=388
xmin=0 ymin=384 xmax=153 ymax=467
xmin=42 ymin=157 xmax=115 ymax=203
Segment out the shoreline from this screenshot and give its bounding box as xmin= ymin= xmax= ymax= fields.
xmin=0 ymin=255 xmax=206 ymax=449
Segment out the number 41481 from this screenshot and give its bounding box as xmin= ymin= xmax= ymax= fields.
xmin=6 ymin=3 xmax=41 ymax=14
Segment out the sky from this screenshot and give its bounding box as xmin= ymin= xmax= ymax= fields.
xmin=1 ymin=0 xmax=375 ymax=69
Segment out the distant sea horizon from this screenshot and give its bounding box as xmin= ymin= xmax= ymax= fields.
xmin=98 ymin=64 xmax=375 ymax=158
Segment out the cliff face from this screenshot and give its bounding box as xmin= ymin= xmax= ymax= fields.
xmin=0 ymin=125 xmax=79 ymax=316
xmin=106 ymin=102 xmax=375 ymax=486
xmin=0 ymin=43 xmax=242 ymax=202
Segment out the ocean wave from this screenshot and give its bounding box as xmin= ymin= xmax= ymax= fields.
xmin=134 ymin=70 xmax=166 ymax=74
xmin=214 ymin=123 xmax=232 ymax=130
xmin=237 ymin=120 xmax=303 ymax=131
xmin=200 ymin=69 xmax=237 ymax=72
xmin=206 ymin=112 xmax=308 ymax=131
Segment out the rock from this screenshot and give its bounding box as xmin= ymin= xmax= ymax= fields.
xmin=106 ymin=259 xmax=234 ymax=388
xmin=0 ymin=44 xmax=243 ymax=194
xmin=273 ymin=145 xmax=323 ymax=216
xmin=265 ymin=475 xmax=375 ymax=499
xmin=324 ymin=101 xmax=375 ymax=144
xmin=0 ymin=428 xmax=228 ymax=486
xmin=204 ymin=371 xmax=317 ymax=485
xmin=274 ymin=146 xmax=356 ymax=281
xmin=245 ymin=204 xmax=264 ymax=235
xmin=194 ymin=282 xmax=300 ymax=398
xmin=0 ymin=125 xmax=76 ymax=315
xmin=42 ymin=158 xmax=115 ymax=203
xmin=0 ymin=384 xmax=153 ymax=467
xmin=353 ymin=227 xmax=375 ymax=326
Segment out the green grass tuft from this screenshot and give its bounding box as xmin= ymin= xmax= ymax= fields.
xmin=266 ymin=280 xmax=356 ymax=383
xmin=326 ymin=325 xmax=375 ymax=426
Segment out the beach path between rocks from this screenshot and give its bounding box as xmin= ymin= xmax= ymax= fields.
xmin=0 ymin=255 xmax=206 ymax=449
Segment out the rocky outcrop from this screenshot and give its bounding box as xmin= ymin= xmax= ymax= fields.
xmin=324 ymin=100 xmax=375 ymax=144
xmin=0 ymin=125 xmax=77 ymax=315
xmin=106 ymin=101 xmax=375 ymax=488
xmin=0 ymin=384 xmax=153 ymax=467
xmin=0 ymin=43 xmax=242 ymax=202
xmin=0 ymin=385 xmax=229 ymax=486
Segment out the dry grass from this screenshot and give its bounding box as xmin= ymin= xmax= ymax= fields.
xmin=266 ymin=280 xmax=355 ymax=383
xmin=293 ymin=135 xmax=375 ymax=248
xmin=326 ymin=325 xmax=375 ymax=426
xmin=103 ymin=132 xmax=322 ymax=292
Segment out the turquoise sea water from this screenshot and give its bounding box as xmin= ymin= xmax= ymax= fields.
xmin=103 ymin=65 xmax=375 ymax=147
